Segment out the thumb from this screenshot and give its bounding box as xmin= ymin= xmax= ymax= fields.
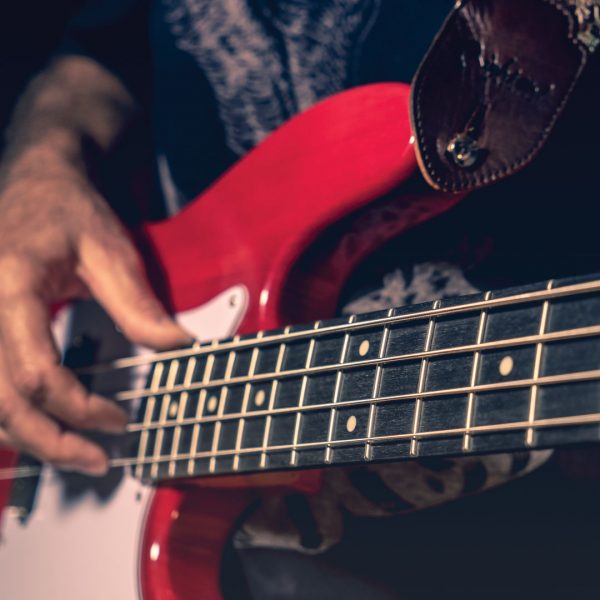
xmin=77 ymin=233 xmax=193 ymax=350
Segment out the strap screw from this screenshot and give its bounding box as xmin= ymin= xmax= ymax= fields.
xmin=446 ymin=133 xmax=482 ymax=168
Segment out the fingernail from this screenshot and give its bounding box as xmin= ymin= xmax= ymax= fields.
xmin=91 ymin=394 xmax=129 ymax=433
xmin=156 ymin=317 xmax=193 ymax=343
xmin=106 ymin=408 xmax=129 ymax=434
xmin=108 ymin=415 xmax=129 ymax=434
xmin=81 ymin=461 xmax=109 ymax=477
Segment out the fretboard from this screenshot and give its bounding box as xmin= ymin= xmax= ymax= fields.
xmin=123 ymin=273 xmax=600 ymax=482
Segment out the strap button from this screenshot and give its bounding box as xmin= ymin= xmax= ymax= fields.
xmin=446 ymin=133 xmax=482 ymax=168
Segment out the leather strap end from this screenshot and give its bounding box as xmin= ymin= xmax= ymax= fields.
xmin=411 ymin=0 xmax=599 ymax=193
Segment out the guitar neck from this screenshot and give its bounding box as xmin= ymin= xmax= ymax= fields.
xmin=125 ymin=273 xmax=600 ymax=482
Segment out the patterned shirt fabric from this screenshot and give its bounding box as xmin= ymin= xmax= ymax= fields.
xmin=60 ymin=0 xmax=451 ymax=213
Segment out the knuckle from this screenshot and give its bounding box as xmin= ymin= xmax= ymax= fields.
xmin=0 ymin=398 xmax=13 ymax=429
xmin=133 ymin=293 xmax=165 ymax=322
xmin=115 ymin=243 xmax=142 ymax=272
xmin=94 ymin=221 xmax=135 ymax=257
xmin=12 ymin=367 xmax=46 ymax=400
xmin=0 ymin=431 xmax=14 ymax=448
xmin=68 ymin=402 xmax=93 ymax=429
xmin=117 ymin=321 xmax=148 ymax=346
xmin=58 ymin=373 xmax=94 ymax=429
xmin=39 ymin=442 xmax=65 ymax=466
xmin=0 ymin=252 xmax=25 ymax=273
xmin=0 ymin=253 xmax=38 ymax=296
xmin=119 ymin=311 xmax=163 ymax=345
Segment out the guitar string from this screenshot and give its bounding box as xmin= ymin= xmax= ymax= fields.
xmin=110 ymin=323 xmax=600 ymax=404
xmin=1 ymin=321 xmax=592 ymax=478
xmin=1 ymin=369 xmax=581 ymax=478
xmin=1 ymin=410 xmax=600 ymax=481
xmin=77 ymin=278 xmax=600 ymax=375
xmin=1 ymin=280 xmax=598 ymax=481
xmin=122 ymin=367 xmax=600 ymax=434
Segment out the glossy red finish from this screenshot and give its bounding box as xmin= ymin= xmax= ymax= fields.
xmin=142 ymin=83 xmax=419 ymax=332
xmin=140 ymin=472 xmax=322 ymax=600
xmin=0 ymin=82 xmax=466 ymax=598
xmin=140 ymin=83 xmax=465 ymax=600
xmin=0 ymin=451 xmax=16 ymax=529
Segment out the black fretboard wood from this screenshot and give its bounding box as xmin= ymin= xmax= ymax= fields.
xmin=131 ymin=273 xmax=600 ymax=482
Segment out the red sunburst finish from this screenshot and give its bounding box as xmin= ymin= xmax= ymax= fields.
xmin=1 ymin=83 xmax=466 ymax=598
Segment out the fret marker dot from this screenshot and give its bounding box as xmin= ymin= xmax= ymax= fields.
xmin=358 ymin=340 xmax=370 ymax=357
xmin=346 ymin=415 xmax=357 ymax=433
xmin=207 ymin=395 xmax=218 ymax=412
xmin=499 ymin=355 xmax=514 ymax=376
xmin=168 ymin=401 xmax=178 ymax=418
xmin=255 ymin=389 xmax=266 ymax=407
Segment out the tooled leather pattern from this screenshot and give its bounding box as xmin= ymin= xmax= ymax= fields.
xmin=557 ymin=0 xmax=600 ymax=52
xmin=411 ymin=0 xmax=592 ymax=193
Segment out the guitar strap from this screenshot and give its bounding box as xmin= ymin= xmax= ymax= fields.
xmin=411 ymin=0 xmax=600 ymax=193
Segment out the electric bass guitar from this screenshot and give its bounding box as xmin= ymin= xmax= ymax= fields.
xmin=1 ymin=83 xmax=599 ymax=599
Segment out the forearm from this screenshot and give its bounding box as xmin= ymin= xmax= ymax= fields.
xmin=0 ymin=55 xmax=137 ymax=186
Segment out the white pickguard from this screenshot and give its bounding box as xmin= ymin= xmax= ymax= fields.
xmin=0 ymin=286 xmax=248 ymax=600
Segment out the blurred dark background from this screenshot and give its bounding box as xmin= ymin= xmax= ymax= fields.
xmin=0 ymin=2 xmax=82 ymax=141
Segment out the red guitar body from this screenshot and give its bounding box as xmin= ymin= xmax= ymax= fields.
xmin=0 ymin=83 xmax=464 ymax=598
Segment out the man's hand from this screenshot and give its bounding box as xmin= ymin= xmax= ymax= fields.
xmin=0 ymin=168 xmax=192 ymax=475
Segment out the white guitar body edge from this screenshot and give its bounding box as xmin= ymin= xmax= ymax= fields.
xmin=0 ymin=286 xmax=248 ymax=600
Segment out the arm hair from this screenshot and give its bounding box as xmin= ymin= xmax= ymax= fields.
xmin=0 ymin=55 xmax=137 ymax=186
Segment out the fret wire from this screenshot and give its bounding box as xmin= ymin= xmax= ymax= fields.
xmin=291 ymin=321 xmax=320 ymax=466
xmin=168 ymin=356 xmax=197 ymax=477
xmin=232 ymin=383 xmax=251 ymax=472
xmin=410 ymin=301 xmax=440 ymax=456
xmin=325 ymin=316 xmax=356 ymax=464
xmin=114 ymin=321 xmax=600 ymax=404
xmin=209 ymin=344 xmax=238 ymax=473
xmin=187 ymin=340 xmax=216 ymax=475
xmin=150 ymin=360 xmax=180 ymax=479
xmin=187 ymin=389 xmax=207 ymax=475
xmin=233 ymin=333 xmax=262 ymax=471
xmin=150 ymin=390 xmax=170 ymax=479
xmin=364 ymin=309 xmax=394 ymax=461
xmin=526 ymin=281 xmax=554 ymax=446
xmin=463 ymin=292 xmax=492 ymax=451
xmin=130 ymin=367 xmax=600 ymax=436
xmin=90 ymin=278 xmax=600 ymax=375
xmin=125 ymin=410 xmax=600 ymax=474
xmin=169 ymin=392 xmax=187 ymax=477
xmin=134 ymin=362 xmax=164 ymax=479
xmin=260 ymin=327 xmax=289 ymax=469
xmin=208 ymin=387 xmax=228 ymax=473
xmin=224 ymin=343 xmax=239 ymax=380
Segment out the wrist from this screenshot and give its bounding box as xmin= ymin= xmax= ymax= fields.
xmin=0 ymin=130 xmax=87 ymax=188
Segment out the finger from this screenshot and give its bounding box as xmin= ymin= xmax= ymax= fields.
xmin=41 ymin=366 xmax=128 ymax=433
xmin=0 ymin=426 xmax=12 ymax=447
xmin=2 ymin=402 xmax=109 ymax=475
xmin=0 ymin=344 xmax=109 ymax=475
xmin=77 ymin=234 xmax=192 ymax=349
xmin=0 ymin=294 xmax=127 ymax=433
